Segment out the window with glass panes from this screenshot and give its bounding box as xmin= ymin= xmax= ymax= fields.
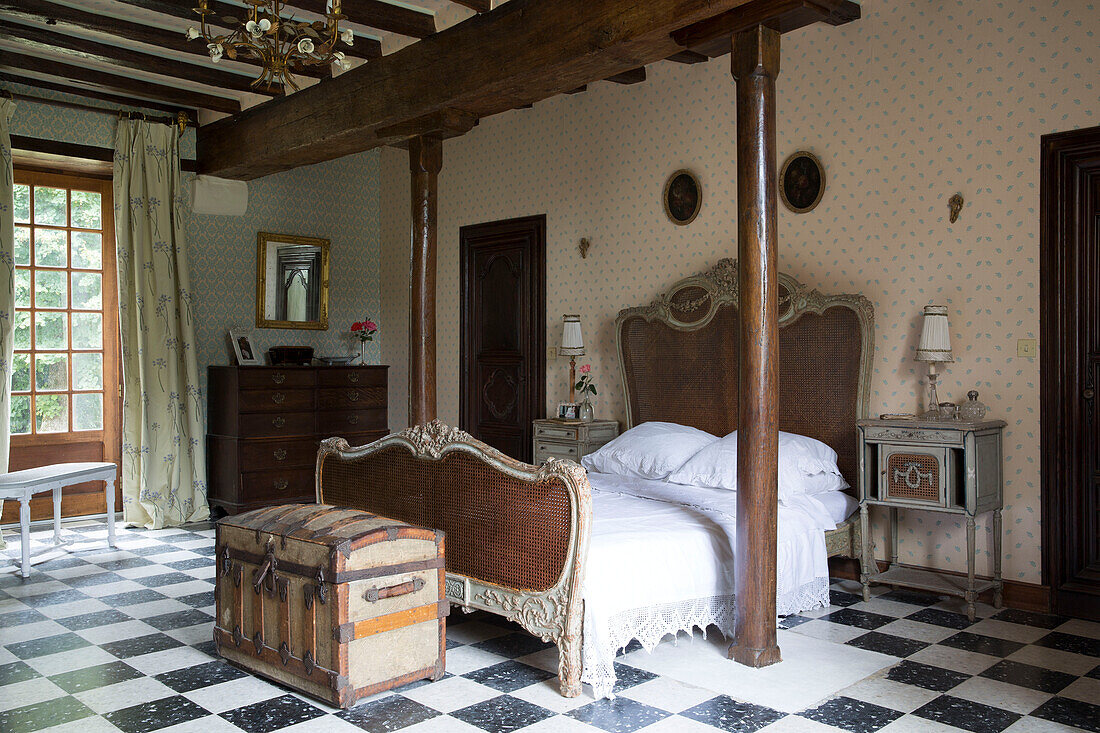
xmin=12 ymin=176 xmax=113 ymax=436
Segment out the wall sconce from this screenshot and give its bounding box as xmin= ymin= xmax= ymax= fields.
xmin=578 ymin=238 xmax=591 ymax=259
xmin=948 ymin=193 xmax=964 ymax=223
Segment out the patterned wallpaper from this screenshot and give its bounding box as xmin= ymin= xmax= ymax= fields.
xmin=380 ymin=0 xmax=1099 ymax=585
xmin=7 ymin=94 xmax=382 ymax=412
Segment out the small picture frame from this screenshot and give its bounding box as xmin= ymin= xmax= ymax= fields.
xmin=779 ymin=151 xmax=826 ymax=213
xmin=229 ymin=328 xmax=260 ymax=366
xmin=663 ymin=169 xmax=702 ymax=225
xmin=557 ymin=402 xmax=580 ymax=420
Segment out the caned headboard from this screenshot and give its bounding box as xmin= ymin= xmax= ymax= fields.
xmin=615 ymin=258 xmax=874 ymax=484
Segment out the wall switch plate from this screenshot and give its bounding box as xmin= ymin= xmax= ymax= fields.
xmin=548 ymin=347 xmax=557 ymax=360
xmin=1017 ymin=338 xmax=1038 ymax=358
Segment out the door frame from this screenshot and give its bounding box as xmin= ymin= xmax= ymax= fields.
xmin=458 ymin=214 xmax=546 ymax=459
xmin=1040 ymin=124 xmax=1100 ymax=618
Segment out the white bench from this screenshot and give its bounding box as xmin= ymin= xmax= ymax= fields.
xmin=0 ymin=462 xmax=117 ymax=577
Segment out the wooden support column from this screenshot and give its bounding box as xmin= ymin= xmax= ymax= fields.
xmin=408 ymin=135 xmax=443 ymax=425
xmin=728 ymin=24 xmax=782 ymax=668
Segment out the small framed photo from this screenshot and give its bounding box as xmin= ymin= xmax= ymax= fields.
xmin=779 ymin=151 xmax=826 ymax=213
xmin=229 ymin=328 xmax=260 ymax=366
xmin=663 ymin=169 xmax=702 ymax=225
xmin=557 ymin=402 xmax=580 ymax=420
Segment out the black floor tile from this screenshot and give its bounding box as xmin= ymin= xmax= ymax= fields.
xmin=62 ymin=571 xmax=124 ymax=588
xmin=1030 ymin=696 xmax=1100 ymax=733
xmin=682 ymin=695 xmax=787 ymax=733
xmin=104 ymin=695 xmax=211 ymax=733
xmin=175 ymin=590 xmax=215 ymax=608
xmin=470 ymin=632 xmax=553 ymax=658
xmin=451 ymin=695 xmax=555 ymax=733
xmin=15 ymin=589 xmax=88 ymax=607
xmin=568 ymin=696 xmax=671 ymax=733
xmin=154 ymin=660 xmax=249 ymax=693
xmin=846 ymin=632 xmax=929 ymax=658
xmin=979 ymin=659 xmax=1077 ymax=693
xmin=990 ymin=608 xmax=1067 ymax=629
xmin=462 ymin=660 xmax=555 ymax=693
xmin=906 ymin=608 xmax=974 ymax=630
xmin=134 ymin=571 xmax=197 ymax=588
xmin=337 ymin=695 xmax=439 ymax=732
xmin=885 ymin=660 xmax=970 ymax=692
xmin=0 ymin=694 xmax=94 ymax=732
xmin=220 ymin=694 xmax=326 ymax=733
xmin=115 ymin=544 xmax=179 ymax=557
xmin=49 ymin=660 xmax=144 ymax=693
xmin=5 ymin=631 xmax=91 ymax=659
xmin=879 ymin=589 xmax=941 ymax=606
xmin=1033 ymin=631 xmax=1100 ymax=657
xmin=98 ymin=589 xmax=169 ymax=607
xmin=33 ymin=556 xmax=91 ymax=571
xmin=165 ymin=558 xmax=212 ymax=571
xmin=616 ymin=639 xmax=644 ymax=656
xmin=821 ymin=608 xmax=896 ymax=630
xmin=0 ymin=660 xmax=41 ymax=686
xmin=778 ymin=614 xmax=812 ymax=630
xmin=798 ymin=696 xmax=902 ymax=733
xmin=101 ymin=632 xmax=185 ymax=659
xmin=612 ymin=662 xmax=659 ymax=693
xmin=93 ymin=558 xmax=153 ymax=571
xmin=0 ymin=608 xmax=47 ymax=626
xmin=1088 ymin=663 xmax=1100 ymax=680
xmin=191 ymin=546 xmax=219 ymax=557
xmin=912 ymin=695 xmax=1021 ymax=733
xmin=0 ymin=573 xmax=52 ymax=589
xmin=141 ymin=609 xmax=214 ymax=631
xmin=191 ymin=639 xmax=219 ymax=657
xmin=829 ymin=590 xmax=862 ymax=607
xmin=939 ymin=631 xmax=1026 ymax=658
xmin=54 ymin=609 xmax=134 ymax=630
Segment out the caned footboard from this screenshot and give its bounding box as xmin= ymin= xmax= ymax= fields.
xmin=315 ymin=420 xmax=592 ymax=697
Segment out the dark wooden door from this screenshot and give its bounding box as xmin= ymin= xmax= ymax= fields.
xmin=460 ymin=216 xmax=545 ymax=461
xmin=1041 ymin=125 xmax=1100 ymax=620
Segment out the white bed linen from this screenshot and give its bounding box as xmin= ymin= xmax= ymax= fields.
xmin=580 ymin=473 xmax=842 ymax=698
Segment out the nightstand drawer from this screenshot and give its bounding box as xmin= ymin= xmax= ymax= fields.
xmin=534 ymin=440 xmax=580 ymax=462
xmin=879 ymin=445 xmax=955 ymax=506
xmin=535 ymin=423 xmax=580 ymax=441
xmin=863 ymin=426 xmax=963 ymax=445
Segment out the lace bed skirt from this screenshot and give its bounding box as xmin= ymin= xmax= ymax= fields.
xmin=580 ymin=576 xmax=830 ymax=698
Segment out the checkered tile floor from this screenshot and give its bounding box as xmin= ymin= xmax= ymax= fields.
xmin=2 ymin=519 xmax=1099 ymax=733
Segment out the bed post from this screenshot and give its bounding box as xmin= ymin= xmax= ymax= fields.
xmin=409 ymin=135 xmax=443 ymax=424
xmin=728 ymin=24 xmax=782 ymax=668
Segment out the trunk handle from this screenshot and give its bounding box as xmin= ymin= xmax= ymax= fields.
xmin=364 ymin=577 xmax=425 ymax=603
xmin=253 ymin=545 xmax=279 ymax=596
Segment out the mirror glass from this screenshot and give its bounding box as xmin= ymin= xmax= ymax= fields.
xmin=256 ymin=233 xmax=329 ymax=330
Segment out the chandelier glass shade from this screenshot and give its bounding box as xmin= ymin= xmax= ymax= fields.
xmin=188 ymin=0 xmax=353 ymax=91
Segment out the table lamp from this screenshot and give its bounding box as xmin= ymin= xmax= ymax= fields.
xmin=916 ymin=305 xmax=953 ymax=416
xmin=560 ymin=315 xmax=585 ymax=403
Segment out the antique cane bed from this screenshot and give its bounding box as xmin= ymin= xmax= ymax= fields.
xmin=315 ymin=259 xmax=874 ymax=698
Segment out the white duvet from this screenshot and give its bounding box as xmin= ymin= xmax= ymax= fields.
xmin=580 ymin=473 xmax=847 ymax=697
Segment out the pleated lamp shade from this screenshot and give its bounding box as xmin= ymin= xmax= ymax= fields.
xmin=916 ymin=305 xmax=954 ymax=363
xmin=560 ymin=315 xmax=585 ymax=356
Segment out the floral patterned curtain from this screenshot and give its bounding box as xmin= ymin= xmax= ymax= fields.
xmin=0 ymin=99 xmax=14 ymax=548
xmin=114 ymin=119 xmax=208 ymax=527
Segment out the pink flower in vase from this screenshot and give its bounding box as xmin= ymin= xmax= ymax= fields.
xmin=579 ymin=364 xmax=591 ymax=374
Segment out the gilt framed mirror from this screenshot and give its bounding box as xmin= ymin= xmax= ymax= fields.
xmin=256 ymin=232 xmax=330 ymax=330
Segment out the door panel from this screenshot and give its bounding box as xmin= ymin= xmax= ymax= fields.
xmin=460 ymin=216 xmax=545 ymax=462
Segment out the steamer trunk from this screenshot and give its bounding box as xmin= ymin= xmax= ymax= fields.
xmin=213 ymin=504 xmax=446 ymax=707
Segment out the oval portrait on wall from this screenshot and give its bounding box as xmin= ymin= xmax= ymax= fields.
xmin=779 ymin=151 xmax=825 ymax=213
xmin=663 ymin=170 xmax=702 ymax=225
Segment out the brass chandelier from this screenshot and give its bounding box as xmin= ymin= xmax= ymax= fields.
xmin=188 ymin=0 xmax=353 ymax=91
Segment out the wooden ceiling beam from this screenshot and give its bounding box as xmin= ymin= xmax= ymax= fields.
xmin=0 ymin=0 xmax=331 ymax=79
xmin=111 ymin=0 xmax=382 ymax=56
xmin=605 ymin=67 xmax=646 ymax=85
xmin=2 ymin=50 xmax=242 ymax=114
xmin=291 ymin=0 xmax=435 ymax=39
xmin=201 ymin=0 xmax=835 ymax=178
xmin=667 ymin=49 xmax=709 ymax=64
xmin=0 ymin=71 xmax=199 ymax=118
xmin=0 ymin=19 xmax=283 ymax=96
xmin=672 ymin=0 xmax=860 ymax=57
xmin=449 ymin=0 xmax=492 ymax=11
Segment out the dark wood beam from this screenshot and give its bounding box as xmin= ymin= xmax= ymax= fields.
xmin=11 ymin=135 xmax=199 ymax=173
xmin=408 ymin=135 xmax=442 ymax=425
xmin=111 ymin=0 xmax=381 ymax=56
xmin=1 ymin=50 xmax=242 ymax=114
xmin=199 ymin=0 xmax=808 ymax=178
xmin=450 ymin=0 xmax=492 ymax=12
xmin=0 ymin=19 xmax=283 ymax=96
xmin=0 ymin=71 xmax=199 ymax=118
xmin=0 ymin=0 xmax=330 ymax=78
xmin=672 ymin=0 xmax=859 ymax=57
xmin=605 ymin=67 xmax=646 ymax=84
xmin=728 ymin=24 xmax=782 ymax=669
xmin=292 ymin=0 xmax=435 ymax=38
xmin=667 ymin=49 xmax=708 ymax=64
xmin=375 ymin=108 xmax=478 ymax=146
xmin=564 ymin=85 xmax=587 ymax=94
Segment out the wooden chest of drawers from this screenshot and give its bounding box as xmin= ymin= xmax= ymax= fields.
xmin=207 ymin=365 xmax=388 ymax=514
xmin=531 ymin=419 xmax=618 ymax=465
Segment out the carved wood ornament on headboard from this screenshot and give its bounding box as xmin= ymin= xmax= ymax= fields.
xmin=614 ymin=258 xmax=875 ymax=484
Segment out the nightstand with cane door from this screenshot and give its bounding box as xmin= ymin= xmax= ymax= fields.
xmin=857 ymin=418 xmax=1006 ymax=620
xmin=532 ymin=419 xmax=618 ymax=465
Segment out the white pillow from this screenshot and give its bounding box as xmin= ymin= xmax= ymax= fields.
xmin=666 ymin=430 xmax=848 ymax=503
xmin=581 ymin=422 xmax=718 ymax=480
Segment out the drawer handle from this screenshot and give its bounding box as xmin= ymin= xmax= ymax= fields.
xmin=273 ymin=449 xmax=287 ymax=461
xmin=347 ymin=391 xmax=359 ymax=402
xmin=272 ymin=416 xmax=286 ymax=428
xmin=347 ymin=415 xmax=359 ymax=425
xmin=364 ymin=577 xmax=424 ymax=603
xmin=273 ymin=478 xmax=289 ymax=491
xmin=272 ymin=373 xmax=286 ymax=385
xmin=272 ymin=393 xmax=285 ymax=404
xmin=349 ymin=373 xmax=359 ymax=384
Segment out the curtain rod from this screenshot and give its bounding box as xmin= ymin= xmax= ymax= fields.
xmin=3 ymin=90 xmax=198 ymax=130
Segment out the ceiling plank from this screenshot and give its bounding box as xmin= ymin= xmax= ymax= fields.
xmin=449 ymin=0 xmax=492 ymax=11
xmin=2 ymin=50 xmax=242 ymax=114
xmin=11 ymin=135 xmax=199 ymax=173
xmin=0 ymin=19 xmax=283 ymax=96
xmin=0 ymin=0 xmax=331 ymax=79
xmin=111 ymin=0 xmax=381 ymax=57
xmin=0 ymin=70 xmax=199 ymax=118
xmin=291 ymin=0 xmax=436 ymax=38
xmin=667 ymin=49 xmax=708 ymax=64
xmin=605 ymin=67 xmax=646 ymax=84
xmin=672 ymin=0 xmax=860 ymax=57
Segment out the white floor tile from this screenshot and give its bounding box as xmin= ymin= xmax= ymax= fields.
xmin=124 ymin=598 xmax=192 ymax=618
xmin=446 ymin=621 xmax=513 ymax=645
xmin=878 ymin=715 xmax=961 ymax=733
xmin=948 ymin=675 xmax=1053 ymax=715
xmin=838 ymin=674 xmax=941 ymax=713
xmin=876 ymin=619 xmax=956 ymax=644
xmin=25 ymin=645 xmax=118 ymax=676
xmin=164 ymin=624 xmax=212 ymax=646
xmin=398 ymin=716 xmax=486 ymax=733
xmin=787 ymin=619 xmax=868 ymax=644
xmin=906 ymin=645 xmax=1000 ymax=675
xmin=273 ymin=716 xmax=364 ymax=733
xmin=401 ymin=675 xmax=499 ymax=713
xmin=849 ymin=599 xmax=926 ymax=618
xmin=153 ymin=715 xmax=242 ymax=733
xmin=75 ymin=620 xmax=159 ymax=645
xmin=0 ymin=619 xmax=68 ymax=645
xmin=1002 ymin=715 xmax=1086 ymax=732
xmin=3 ymin=580 xmax=70 ymax=598
xmin=37 ymin=599 xmax=111 ymax=619
xmin=515 ymin=647 xmax=559 ymax=674
xmin=1007 ymin=645 xmax=1098 ymax=676
xmin=74 ymin=676 xmax=178 ymax=714
xmin=182 ymin=675 xmax=285 ymax=713
xmin=619 ymin=676 xmax=718 ymax=713
xmin=80 ymin=580 xmax=148 ymax=598
xmin=759 ymin=716 xmax=845 ymax=733
xmin=157 ymin=580 xmax=214 ymax=599
xmin=113 ymin=565 xmax=168 ymax=580
xmin=640 ymin=715 xmax=729 ymax=732
xmin=967 ymin=618 xmax=1051 ymax=644
xmin=1058 ymin=675 xmax=1100 ymax=704
xmin=37 ymin=714 xmax=123 ymax=732
xmin=123 ymin=645 xmax=213 ymax=676
xmin=0 ymin=676 xmax=68 ymax=711
xmin=1054 ymin=618 xmax=1100 ymax=640
xmin=441 ymin=645 xmax=509 ymax=675
xmin=508 ymin=678 xmax=595 ymax=714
